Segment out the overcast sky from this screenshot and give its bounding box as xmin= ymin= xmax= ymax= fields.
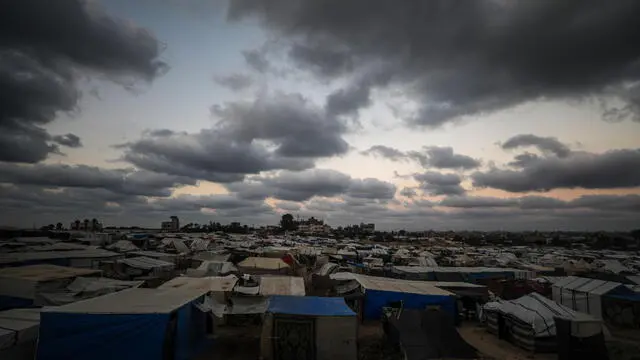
xmin=1 ymin=0 xmax=640 ymax=230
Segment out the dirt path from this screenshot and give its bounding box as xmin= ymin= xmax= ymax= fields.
xmin=458 ymin=324 xmax=557 ymax=360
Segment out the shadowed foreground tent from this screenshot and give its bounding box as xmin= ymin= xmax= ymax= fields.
xmin=384 ymin=309 xmax=477 ymax=360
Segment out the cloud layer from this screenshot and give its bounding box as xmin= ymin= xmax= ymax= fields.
xmin=229 ymin=0 xmax=640 ymax=126
xmin=0 ymin=0 xmax=166 ymax=164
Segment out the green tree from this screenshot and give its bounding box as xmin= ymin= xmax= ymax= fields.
xmin=280 ymin=213 xmax=295 ymax=230
xmin=55 ymin=222 xmax=63 ymax=230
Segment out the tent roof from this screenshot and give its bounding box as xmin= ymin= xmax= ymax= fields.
xmin=117 ymin=256 xmax=174 ymax=270
xmin=159 ymin=275 xmax=238 ymax=292
xmin=0 ymin=308 xmax=41 ymax=350
xmin=553 ymin=276 xmax=622 ymax=295
xmin=268 ymin=296 xmax=355 ymax=317
xmin=484 ymin=293 xmax=599 ymax=337
xmin=259 ymin=276 xmax=305 ymax=296
xmin=238 ymin=257 xmax=290 ymax=270
xmin=0 ymin=264 xmax=101 ymax=281
xmin=353 ymin=274 xmax=454 ymax=296
xmin=42 ymin=287 xmax=205 ymax=314
xmin=0 ymin=249 xmax=120 ymax=265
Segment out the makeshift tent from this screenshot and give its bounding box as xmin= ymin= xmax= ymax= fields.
xmin=483 ymin=293 xmax=602 ymax=352
xmin=0 ymin=265 xmax=101 ymax=310
xmin=351 ymin=274 xmax=456 ymax=320
xmin=186 ymin=261 xmax=237 ymax=277
xmin=37 ymin=287 xmax=211 ymax=360
xmin=555 ymin=316 xmax=609 ymax=360
xmin=237 ymin=257 xmax=291 ymax=275
xmin=35 ymin=277 xmax=143 ymax=306
xmin=384 ymin=309 xmax=477 ymax=360
xmin=0 ymin=308 xmax=40 ymax=360
xmin=552 ymin=276 xmax=630 ymax=318
xmin=261 ymin=296 xmax=357 ymax=360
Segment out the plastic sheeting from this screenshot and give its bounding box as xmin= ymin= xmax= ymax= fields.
xmin=36 ymin=277 xmax=143 ymax=306
xmin=484 ymin=293 xmax=599 ymax=337
xmin=37 ymin=312 xmax=169 ymax=360
xmin=268 ymin=296 xmax=355 ymax=317
xmin=363 ymin=290 xmax=456 ymax=320
xmin=0 ymin=308 xmax=40 ymax=351
xmin=386 ymin=309 xmax=477 ymax=360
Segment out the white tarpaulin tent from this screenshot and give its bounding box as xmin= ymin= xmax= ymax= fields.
xmin=483 ymin=293 xmax=603 ymax=352
xmin=484 ymin=293 xmax=598 ymax=337
xmin=552 ymin=276 xmax=624 ymax=318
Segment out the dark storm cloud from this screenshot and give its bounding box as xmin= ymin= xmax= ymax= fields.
xmin=225 ymin=169 xmax=395 ymax=202
xmin=121 ymin=93 xmax=349 ymax=182
xmin=52 ymin=133 xmax=82 ymax=148
xmin=288 ymin=43 xmax=353 ymax=78
xmin=361 ymin=145 xmax=480 ymax=170
xmin=411 ymin=146 xmax=481 ymax=170
xmin=229 ymin=0 xmax=640 ymax=126
xmin=0 ymin=163 xmax=194 ymax=197
xmin=0 ymin=0 xmax=166 ymax=163
xmin=399 ymin=187 xmax=417 ymax=198
xmin=0 ymin=185 xmax=138 ymax=216
xmin=213 ymin=93 xmax=349 ymax=158
xmin=361 ymin=145 xmax=407 ymax=161
xmin=214 ymin=73 xmax=253 ymax=91
xmin=121 ymin=129 xmax=312 ymax=183
xmin=414 ymin=171 xmax=466 ymax=196
xmin=325 ymin=82 xmax=371 ymax=117
xmin=245 ymin=169 xmax=352 ymax=202
xmin=347 ymin=178 xmax=396 ymax=199
xmin=242 ymin=49 xmax=270 ymax=73
xmin=472 ymin=148 xmax=640 ymax=192
xmin=439 ymin=194 xmax=640 ymax=212
xmin=502 ymin=134 xmax=571 ymax=157
xmin=508 ymin=152 xmax=540 ymax=168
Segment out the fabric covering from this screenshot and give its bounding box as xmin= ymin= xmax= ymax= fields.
xmin=363 ymin=289 xmax=455 ymax=320
xmin=484 ymin=293 xmax=598 ymax=337
xmin=385 ymin=309 xmax=477 ymax=360
xmin=37 ymin=312 xmax=169 ymax=360
xmin=268 ymin=296 xmax=356 ymax=316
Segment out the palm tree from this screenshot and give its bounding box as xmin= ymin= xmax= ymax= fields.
xmin=56 ymin=222 xmax=63 ymax=231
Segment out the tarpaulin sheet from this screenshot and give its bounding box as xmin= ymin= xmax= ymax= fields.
xmin=37 ymin=312 xmax=169 ymax=360
xmin=268 ymin=296 xmax=356 ymax=317
xmin=175 ymin=301 xmax=210 ymax=360
xmin=386 ymin=309 xmax=477 ymax=360
xmin=363 ymin=290 xmax=455 ymax=320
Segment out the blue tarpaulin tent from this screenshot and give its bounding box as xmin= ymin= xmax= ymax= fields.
xmin=262 ymin=296 xmax=358 ymax=360
xmin=37 ymin=287 xmax=211 ymax=360
xmin=351 ymin=274 xmax=457 ymax=320
xmin=268 ymin=295 xmax=356 ymax=316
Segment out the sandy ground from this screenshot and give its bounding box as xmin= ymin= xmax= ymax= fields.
xmin=458 ymin=323 xmax=558 ymax=360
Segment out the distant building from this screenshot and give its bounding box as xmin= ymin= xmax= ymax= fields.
xmin=360 ymin=223 xmax=375 ymax=234
xmin=161 ymin=216 xmax=180 ymax=232
xmin=298 ymin=223 xmax=331 ymax=234
xmin=70 ymin=218 xmax=103 ymax=232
